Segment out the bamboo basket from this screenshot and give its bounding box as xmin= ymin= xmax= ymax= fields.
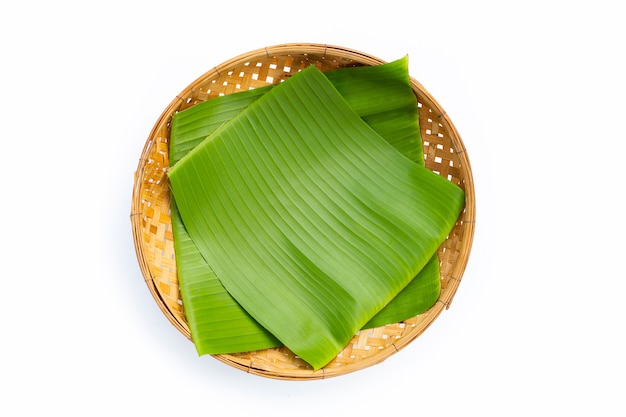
xmin=131 ymin=43 xmax=476 ymax=380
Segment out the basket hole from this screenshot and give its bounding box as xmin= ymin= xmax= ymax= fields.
xmin=269 ymin=63 xmax=277 ymax=69
xmin=252 ymin=73 xmax=259 ymax=80
xmin=283 ymin=66 xmax=291 ymax=72
xmin=435 ymin=156 xmax=442 ymax=163
xmin=266 ymin=76 xmax=274 ymax=83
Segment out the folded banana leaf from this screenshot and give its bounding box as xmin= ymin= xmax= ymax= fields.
xmin=170 ymin=58 xmax=441 ymax=357
xmin=363 ymin=254 xmax=442 ymax=329
xmin=171 ymin=200 xmax=281 ymax=352
xmin=323 ymin=60 xmax=423 ymax=164
xmin=170 ymin=86 xmax=271 ymax=166
xmin=168 ymin=65 xmax=465 ymax=370
xmin=171 ymin=56 xmax=422 ymax=165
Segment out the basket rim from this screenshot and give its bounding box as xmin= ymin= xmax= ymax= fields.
xmin=131 ymin=42 xmax=476 ymax=380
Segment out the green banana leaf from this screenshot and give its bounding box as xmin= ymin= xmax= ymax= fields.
xmin=170 ymin=86 xmax=271 ymax=166
xmin=168 ymin=65 xmax=465 ymax=370
xmin=170 ymin=57 xmax=442 ymax=357
xmin=363 ymin=255 xmax=440 ymax=329
xmin=171 ymin=200 xmax=281 ymax=352
xmin=170 ymin=87 xmax=285 ymax=354
xmin=171 ymin=56 xmax=422 ymax=165
xmin=323 ymin=60 xmax=423 ymax=164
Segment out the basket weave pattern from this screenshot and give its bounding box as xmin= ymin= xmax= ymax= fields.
xmin=131 ymin=43 xmax=475 ymax=380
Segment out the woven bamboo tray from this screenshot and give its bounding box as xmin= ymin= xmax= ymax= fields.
xmin=131 ymin=43 xmax=475 ymax=380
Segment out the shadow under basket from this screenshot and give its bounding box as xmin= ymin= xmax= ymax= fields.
xmin=131 ymin=43 xmax=476 ymax=380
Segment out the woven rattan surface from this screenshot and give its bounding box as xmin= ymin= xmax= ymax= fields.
xmin=131 ymin=43 xmax=475 ymax=380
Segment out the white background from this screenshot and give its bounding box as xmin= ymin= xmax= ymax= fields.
xmin=2 ymin=1 xmax=624 ymax=415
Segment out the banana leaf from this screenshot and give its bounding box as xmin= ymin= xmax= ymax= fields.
xmin=323 ymin=60 xmax=423 ymax=164
xmin=171 ymin=200 xmax=281 ymax=352
xmin=171 ymin=57 xmax=422 ymax=166
xmin=170 ymin=86 xmax=271 ymax=166
xmin=168 ymin=65 xmax=465 ymax=370
xmin=363 ymin=255 xmax=440 ymax=329
xmin=170 ymin=58 xmax=441 ymax=357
